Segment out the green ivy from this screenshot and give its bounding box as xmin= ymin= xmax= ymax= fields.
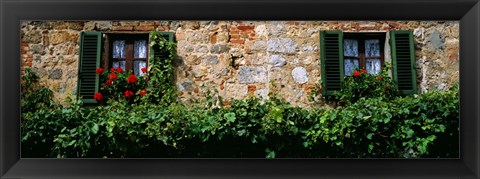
xmin=21 ymin=43 xmax=459 ymax=158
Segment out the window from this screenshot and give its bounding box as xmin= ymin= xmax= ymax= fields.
xmin=343 ymin=33 xmax=385 ymax=76
xmin=77 ymin=31 xmax=174 ymax=104
xmin=320 ymin=30 xmax=417 ymax=96
xmin=110 ymin=34 xmax=149 ymax=76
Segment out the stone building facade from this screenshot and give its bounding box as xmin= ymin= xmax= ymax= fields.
xmin=20 ymin=21 xmax=459 ymax=107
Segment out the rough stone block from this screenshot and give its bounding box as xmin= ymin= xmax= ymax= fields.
xmin=267 ymin=38 xmax=297 ymax=54
xmin=210 ymin=44 xmax=229 ymax=54
xmin=268 ymin=55 xmax=286 ymax=67
xmin=238 ymin=66 xmax=267 ymax=84
xmin=48 ymin=69 xmax=63 ymax=80
xmin=292 ymin=67 xmax=308 ymax=84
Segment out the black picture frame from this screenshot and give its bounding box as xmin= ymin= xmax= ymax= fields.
xmin=1 ymin=0 xmax=479 ymax=178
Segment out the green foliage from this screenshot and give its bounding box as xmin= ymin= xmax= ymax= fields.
xmin=21 ymin=68 xmax=54 ymax=112
xmin=332 ymin=67 xmax=398 ymax=105
xmin=147 ymin=31 xmax=178 ymax=105
xmin=22 ymin=80 xmax=459 ymax=158
xmin=21 ymin=37 xmax=459 ymax=158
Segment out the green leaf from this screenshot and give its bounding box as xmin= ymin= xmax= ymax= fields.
xmin=91 ymin=123 xmax=99 ymax=134
xmin=367 ymin=133 xmax=373 ymax=140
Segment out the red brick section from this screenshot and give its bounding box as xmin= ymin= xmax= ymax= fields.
xmin=21 ymin=43 xmax=32 ymax=76
xmin=229 ymin=24 xmax=255 ymax=45
xmin=247 ymin=84 xmax=256 ymax=95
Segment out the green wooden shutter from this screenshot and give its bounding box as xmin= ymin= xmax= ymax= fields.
xmin=149 ymin=31 xmax=174 ymax=60
xmin=320 ymin=30 xmax=344 ymax=96
xmin=77 ymin=32 xmax=102 ymax=104
xmin=390 ymin=30 xmax=417 ymax=95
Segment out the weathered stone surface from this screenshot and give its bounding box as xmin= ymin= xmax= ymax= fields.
xmin=210 ymin=44 xmax=229 ymax=54
xmin=84 ymin=21 xmax=96 ymax=31
xmin=33 ymin=54 xmax=42 ymax=63
xmin=428 ymin=30 xmax=445 ymax=50
xmin=195 ymin=45 xmax=209 ymax=53
xmin=250 ymin=41 xmax=267 ymax=52
xmin=30 ymin=44 xmax=44 ymax=54
xmin=292 ymin=67 xmax=308 ymax=84
xmin=301 ymin=46 xmax=314 ymax=52
xmin=268 ymin=55 xmax=286 ymax=67
xmin=182 ymin=21 xmax=200 ymax=30
xmin=49 ymin=31 xmax=73 ymax=45
xmin=238 ymin=66 xmax=267 ymax=84
xmin=24 ymin=31 xmax=42 ymax=43
xmin=48 ymin=69 xmax=63 ymax=79
xmin=414 ymin=27 xmax=425 ymax=39
xmin=268 ymin=22 xmax=286 ymax=36
xmin=21 ymin=20 xmax=459 ymax=108
xmin=267 ymin=38 xmax=297 ymax=54
xmin=96 ymin=21 xmax=112 ymax=31
xmin=178 ymin=81 xmax=193 ymax=91
xmin=204 ymin=55 xmax=219 ymax=65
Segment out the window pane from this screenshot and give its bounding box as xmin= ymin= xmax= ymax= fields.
xmin=134 ymin=40 xmax=147 ymax=58
xmin=366 ymin=59 xmax=381 ymax=75
xmin=344 ymin=59 xmax=359 ymax=76
xmin=113 ymin=40 xmax=126 ymax=58
xmin=365 ymin=39 xmax=380 ymax=57
xmin=112 ymin=61 xmax=126 ymax=71
xmin=134 ymin=60 xmax=147 ymax=76
xmin=343 ymin=39 xmax=359 ymax=57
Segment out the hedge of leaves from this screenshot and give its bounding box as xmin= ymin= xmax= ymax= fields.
xmin=21 ymin=33 xmax=459 ymax=158
xmin=21 ymin=80 xmax=459 ymax=158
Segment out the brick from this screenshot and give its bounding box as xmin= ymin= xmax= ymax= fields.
xmin=230 ymin=39 xmax=245 ymax=44
xmin=210 ymin=34 xmax=217 ymax=44
xmin=247 ymin=84 xmax=256 ymax=95
xmin=230 ymin=34 xmax=240 ymax=40
xmin=134 ymin=25 xmax=155 ymax=31
xmin=237 ymin=25 xmax=255 ymax=30
xmin=286 ymin=21 xmax=300 ymax=25
xmin=112 ymin=26 xmax=133 ymax=31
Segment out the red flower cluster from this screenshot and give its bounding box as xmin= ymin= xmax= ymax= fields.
xmin=377 ymin=76 xmax=382 ymax=81
xmin=139 ymin=89 xmax=147 ymax=96
xmin=110 ymin=67 xmax=123 ymax=73
xmin=353 ymin=71 xmax=361 ymax=77
xmin=96 ymin=68 xmax=104 ymax=75
xmin=127 ymin=74 xmax=137 ymax=84
xmin=93 ymin=92 xmax=103 ymax=101
xmin=353 ymin=69 xmax=367 ymax=77
xmin=108 ymin=73 xmax=118 ymax=80
xmin=124 ymin=90 xmax=134 ymax=99
xmin=141 ymin=67 xmax=147 ymax=73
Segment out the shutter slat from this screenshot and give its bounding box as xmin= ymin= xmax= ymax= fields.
xmin=321 ymin=31 xmax=344 ymax=94
xmin=391 ymin=31 xmax=417 ymax=95
xmin=77 ymin=32 xmax=101 ymax=104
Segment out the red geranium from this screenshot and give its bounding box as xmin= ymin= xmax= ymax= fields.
xmin=108 ymin=73 xmax=118 ymax=80
xmin=124 ymin=90 xmax=134 ymax=99
xmin=141 ymin=67 xmax=147 ymax=73
xmin=110 ymin=67 xmax=115 ymax=73
xmin=363 ymin=69 xmax=367 ymax=73
xmin=353 ymin=71 xmax=361 ymax=77
xmin=139 ymin=89 xmax=147 ymax=96
xmin=116 ymin=67 xmax=123 ymax=73
xmin=377 ymin=76 xmax=382 ymax=81
xmin=96 ymin=68 xmax=104 ymax=74
xmin=105 ymin=79 xmax=113 ymax=86
xmin=93 ymin=92 xmax=103 ymax=101
xmin=127 ymin=74 xmax=138 ymax=84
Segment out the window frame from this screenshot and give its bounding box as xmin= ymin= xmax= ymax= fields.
xmin=343 ymin=32 xmax=386 ymax=75
xmin=104 ymin=33 xmax=150 ymax=74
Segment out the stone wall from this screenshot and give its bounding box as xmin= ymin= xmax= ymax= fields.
xmin=20 ymin=21 xmax=459 ymax=107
